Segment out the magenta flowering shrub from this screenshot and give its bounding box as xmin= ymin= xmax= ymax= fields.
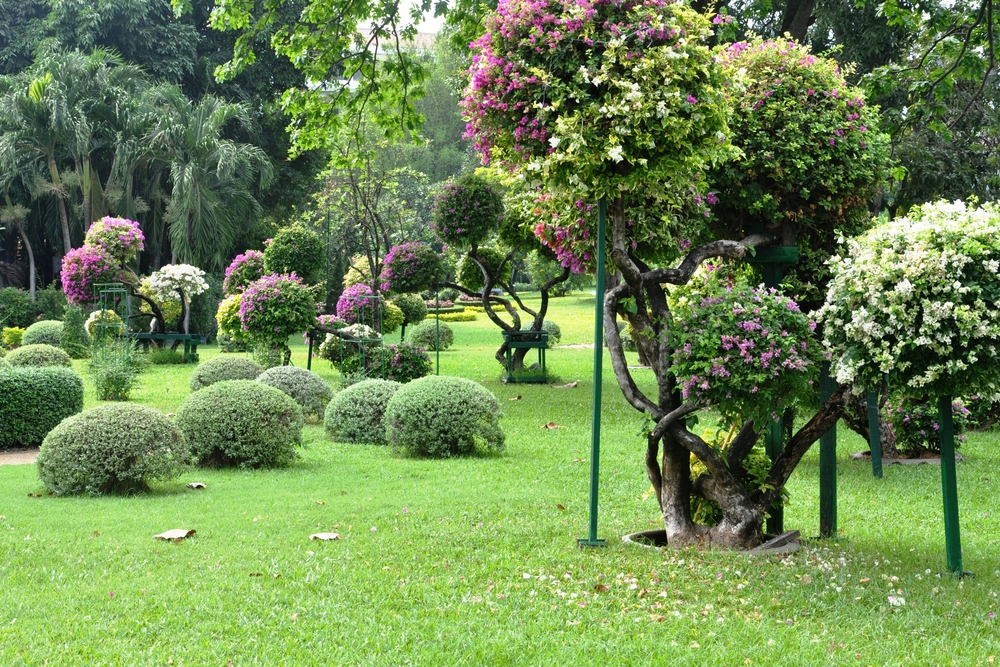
xmin=380 ymin=242 xmax=444 ymax=293
xmin=669 ymin=265 xmax=821 ymax=427
xmin=383 ymin=343 xmax=432 ymax=383
xmin=60 ymin=246 xmax=120 ymax=305
xmin=239 ymin=274 xmax=318 ymax=347
xmin=223 ymin=251 xmax=266 ymax=295
xmin=886 ymin=398 xmax=970 ymax=454
xmin=432 ymin=175 xmax=504 ymax=247
xmin=84 ymin=217 xmax=145 ymax=263
xmin=336 ymin=283 xmax=378 ymax=325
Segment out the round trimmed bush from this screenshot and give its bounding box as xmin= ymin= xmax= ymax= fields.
xmin=393 ymin=293 xmax=427 ymax=329
xmin=0 ymin=367 xmax=84 ymax=448
xmin=256 ymin=365 xmax=333 ymax=417
xmin=324 ymin=379 xmax=401 ymax=445
xmin=22 ymin=320 xmax=64 ymax=347
xmin=176 ymin=380 xmax=303 ymax=468
xmin=409 ymin=319 xmax=453 ymax=351
xmin=6 ymin=344 xmax=73 ymax=368
xmin=36 ymin=404 xmax=187 ymax=495
xmin=541 ymin=320 xmax=561 ymax=348
xmin=189 ymin=355 xmax=264 ymax=391
xmin=384 ymin=375 xmax=505 ymax=457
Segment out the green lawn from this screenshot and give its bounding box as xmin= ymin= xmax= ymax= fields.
xmin=1 ymin=293 xmax=998 ymax=665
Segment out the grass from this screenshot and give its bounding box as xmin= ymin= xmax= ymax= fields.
xmin=1 ymin=292 xmax=999 ymax=665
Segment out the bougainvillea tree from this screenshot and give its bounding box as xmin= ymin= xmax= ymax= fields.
xmin=239 ymin=273 xmax=318 ymax=365
xmin=83 ymin=217 xmax=146 ymax=265
xmin=60 ymin=246 xmax=121 ymax=306
xmin=146 ymin=264 xmax=210 ymax=335
xmin=432 ymin=174 xmax=571 ymax=371
xmin=379 ymin=242 xmax=443 ymax=294
xmin=464 ymin=0 xmax=891 ymax=547
xmin=223 ymin=250 xmax=266 ymax=295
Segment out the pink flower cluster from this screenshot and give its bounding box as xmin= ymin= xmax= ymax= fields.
xmin=83 ymin=217 xmax=144 ymax=262
xmin=379 ymin=242 xmax=441 ymax=293
xmin=223 ymin=250 xmax=266 ymax=294
xmin=60 ymin=245 xmax=120 ymax=305
xmin=336 ymin=283 xmax=377 ymax=324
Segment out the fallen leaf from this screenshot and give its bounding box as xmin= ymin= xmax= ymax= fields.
xmin=153 ymin=529 xmax=196 ymax=542
xmin=186 ymin=482 xmax=206 ymax=489
xmin=859 ymin=578 xmax=870 ymax=584
xmin=594 ymin=584 xmax=609 ymax=593
xmin=650 ymin=614 xmax=666 ymax=622
xmin=309 ymin=532 xmax=342 ymax=541
xmin=509 ymin=396 xmax=522 ymax=401
xmin=291 ymin=613 xmax=299 ymax=621
xmin=572 ymin=458 xmax=585 ymax=463
xmin=92 ymin=530 xmax=100 ymax=537
xmin=315 ymin=500 xmax=327 ymax=505
xmin=540 ymin=422 xmax=565 ymax=429
xmin=273 ymin=574 xmax=282 ymax=579
xmin=27 ymin=493 xmax=42 ymax=498
xmin=249 ymin=572 xmax=263 ymax=577
xmin=556 ymin=503 xmax=566 ymax=511
xmin=555 ymin=381 xmax=579 ymax=389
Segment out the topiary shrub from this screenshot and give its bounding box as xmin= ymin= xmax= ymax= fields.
xmin=541 ymin=320 xmax=561 ymax=348
xmin=0 ymin=367 xmax=84 ymax=448
xmin=2 ymin=326 xmax=25 ymax=347
xmin=6 ymin=344 xmax=73 ymax=368
xmin=263 ymin=224 xmax=325 ymax=285
xmin=60 ymin=305 xmax=91 ymax=359
xmin=324 ymin=378 xmax=401 ymax=445
xmin=394 ymin=293 xmax=427 ymax=336
xmin=409 ymin=319 xmax=453 ymax=351
xmin=176 ymin=380 xmax=303 ymax=468
xmin=22 ymin=320 xmax=64 ymax=347
xmin=384 ymin=375 xmax=505 ymax=457
xmin=382 ymin=343 xmax=433 ymax=383
xmin=36 ymin=404 xmax=187 ymax=496
xmin=256 ymin=365 xmax=333 ymax=417
xmin=0 ymin=287 xmax=39 ymax=329
xmin=189 ymin=355 xmax=264 ymax=391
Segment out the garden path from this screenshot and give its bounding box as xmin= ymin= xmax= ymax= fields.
xmin=0 ymin=448 xmax=39 ymax=465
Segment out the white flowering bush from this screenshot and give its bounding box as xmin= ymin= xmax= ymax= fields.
xmin=819 ymin=200 xmax=1000 ymax=397
xmin=147 ymin=264 xmax=210 ymax=302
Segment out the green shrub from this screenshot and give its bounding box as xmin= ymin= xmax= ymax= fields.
xmin=6 ymin=343 xmax=73 ymax=368
xmin=257 ymin=365 xmax=333 ymax=417
xmin=0 ymin=357 xmax=9 ymax=369
xmin=439 ymin=310 xmax=477 ymax=322
xmin=409 ymin=319 xmax=453 ymax=351
xmin=176 ymin=380 xmax=303 ymax=468
xmin=90 ymin=339 xmax=147 ymax=401
xmin=188 ymin=272 xmax=223 ymax=343
xmin=60 ymin=305 xmax=91 ymax=359
xmin=2 ymin=326 xmax=25 ymax=347
xmin=393 ymin=293 xmax=427 ymax=331
xmin=35 ymin=284 xmax=66 ymax=320
xmin=146 ymin=347 xmax=187 ymax=364
xmin=541 ymin=320 xmax=561 ymax=348
xmin=384 ymin=375 xmax=505 ymax=457
xmin=36 ymin=404 xmax=187 ymax=495
xmin=324 ymin=379 xmax=401 ymax=444
xmin=218 ymin=333 xmax=248 ymax=353
xmin=381 ymin=301 xmax=405 ymax=335
xmin=189 ymin=355 xmax=264 ymax=391
xmin=22 ymin=320 xmax=64 ymax=347
xmin=263 ymin=224 xmax=326 ymax=285
xmin=0 ymin=287 xmax=38 ymax=328
xmin=0 ymin=367 xmax=84 ymax=448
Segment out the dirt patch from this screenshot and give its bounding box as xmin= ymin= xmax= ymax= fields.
xmin=556 ymin=344 xmax=595 ymax=349
xmin=0 ymin=449 xmax=39 ymax=466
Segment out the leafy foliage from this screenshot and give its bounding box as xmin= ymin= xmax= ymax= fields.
xmin=60 ymin=246 xmax=120 ymax=305
xmin=393 ymin=293 xmax=427 ymax=330
xmin=176 ymin=379 xmax=303 ymax=468
xmin=239 ymin=273 xmax=318 ymax=349
xmin=6 ymin=343 xmax=73 ymax=368
xmin=381 ymin=343 xmax=433 ymax=384
xmin=0 ymin=366 xmax=84 ymax=448
xmin=384 ymin=375 xmax=505 ymax=457
xmin=84 ymin=217 xmax=145 ymax=264
xmin=37 ymin=404 xmax=187 ymax=496
xmin=256 ymin=365 xmax=333 ymax=417
xmin=0 ymin=287 xmax=38 ymax=328
xmin=263 ymin=225 xmax=325 ymax=285
xmin=189 ymin=355 xmax=263 ymax=391
xmin=89 ymin=338 xmax=146 ymax=401
xmin=885 ymin=397 xmax=970 ymax=454
xmin=457 ymin=247 xmax=506 ymax=293
xmin=22 ymin=320 xmax=63 ymax=347
xmin=60 ymin=305 xmax=91 ymax=359
xmin=324 ymin=378 xmax=401 ymax=445
xmin=409 ymin=319 xmax=453 ymax=351
xmin=432 ymin=175 xmax=504 ymax=248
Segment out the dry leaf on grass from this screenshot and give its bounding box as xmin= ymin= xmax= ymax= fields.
xmin=309 ymin=532 xmax=341 ymax=541
xmin=186 ymin=482 xmax=206 ymax=489
xmin=556 ymin=503 xmax=566 ymax=511
xmin=540 ymin=422 xmax=565 ymax=429
xmin=509 ymin=396 xmax=522 ymax=401
xmin=153 ymin=529 xmax=196 ymax=542
xmin=572 ymin=458 xmax=586 ymax=463
xmin=315 ymin=500 xmax=327 ymax=505
xmin=594 ymin=584 xmax=609 ymax=593
xmin=27 ymin=493 xmax=42 ymax=498
xmin=554 ymin=381 xmax=579 ymax=389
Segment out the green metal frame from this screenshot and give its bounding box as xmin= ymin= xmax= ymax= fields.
xmin=501 ymin=330 xmax=549 ymax=383
xmin=938 ymin=395 xmax=965 ymax=574
xmin=819 ymin=362 xmax=838 ymax=538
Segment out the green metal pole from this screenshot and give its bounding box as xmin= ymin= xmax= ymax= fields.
xmin=762 ymin=263 xmax=784 ymax=535
xmin=938 ymin=395 xmax=964 ymax=574
xmin=866 ymin=390 xmax=883 ymax=478
xmin=819 ymin=361 xmax=837 ymax=538
xmin=579 ymin=197 xmax=608 ymax=548
xmin=435 ymin=288 xmax=440 ymax=375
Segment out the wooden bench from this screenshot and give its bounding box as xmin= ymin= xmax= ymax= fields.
xmin=130 ymin=333 xmax=206 ymax=362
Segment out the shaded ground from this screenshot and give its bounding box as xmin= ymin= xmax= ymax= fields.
xmin=0 ymin=448 xmax=38 ymax=465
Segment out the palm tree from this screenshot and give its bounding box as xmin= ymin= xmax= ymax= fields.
xmin=146 ymin=86 xmax=273 ymax=271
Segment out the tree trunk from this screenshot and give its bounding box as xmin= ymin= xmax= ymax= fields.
xmin=14 ymin=220 xmax=36 ymax=301
xmin=82 ymin=154 xmax=92 ymax=228
xmin=47 ymin=155 xmax=72 ymax=254
xmin=179 ymin=288 xmax=190 ymax=334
